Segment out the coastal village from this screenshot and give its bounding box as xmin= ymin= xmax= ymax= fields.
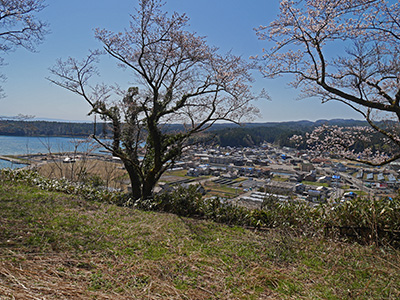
xmin=157 ymin=142 xmax=399 ymax=208
xmin=5 ymin=140 xmax=399 ymax=208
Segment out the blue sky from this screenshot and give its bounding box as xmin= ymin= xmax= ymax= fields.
xmin=0 ymin=0 xmax=362 ymax=122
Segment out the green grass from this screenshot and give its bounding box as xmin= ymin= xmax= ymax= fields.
xmin=203 ymin=181 xmax=242 ymax=198
xmin=302 ymin=180 xmax=330 ymax=187
xmin=346 ymin=190 xmax=369 ymax=196
xmin=165 ymin=169 xmax=190 ymax=177
xmin=272 ymin=176 xmax=288 ymax=182
xmin=0 ymin=179 xmax=400 ymax=299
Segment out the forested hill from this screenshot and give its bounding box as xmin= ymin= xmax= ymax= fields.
xmin=0 ymin=120 xmax=108 ymax=137
xmin=0 ymin=119 xmax=367 ymax=147
xmin=205 ymin=119 xmax=368 ymax=147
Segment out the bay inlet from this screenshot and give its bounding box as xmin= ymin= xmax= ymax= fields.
xmin=0 ymin=135 xmax=99 ymax=169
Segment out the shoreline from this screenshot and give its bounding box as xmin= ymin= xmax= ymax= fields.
xmin=0 ymin=155 xmax=30 ymax=165
xmin=0 ymin=152 xmax=113 ymax=165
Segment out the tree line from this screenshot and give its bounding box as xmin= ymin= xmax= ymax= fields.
xmin=0 ymin=120 xmax=109 ymax=137
xmin=0 ymin=118 xmax=377 ymax=150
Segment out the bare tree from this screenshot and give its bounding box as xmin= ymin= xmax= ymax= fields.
xmin=0 ymin=0 xmax=48 ymax=95
xmin=48 ymin=0 xmax=259 ymax=201
xmin=255 ymin=0 xmax=400 ymax=166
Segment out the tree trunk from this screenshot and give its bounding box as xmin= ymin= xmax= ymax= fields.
xmin=124 ymin=161 xmax=142 ymax=201
xmin=142 ymin=175 xmax=157 ymax=200
xmin=123 ymin=160 xmax=159 ymax=201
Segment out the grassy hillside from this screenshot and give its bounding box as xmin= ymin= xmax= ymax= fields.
xmin=0 ymin=179 xmax=399 ymax=299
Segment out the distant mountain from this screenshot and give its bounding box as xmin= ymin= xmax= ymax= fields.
xmin=201 ymin=119 xmax=371 ymax=147
xmin=0 ymin=119 xmax=371 ymax=148
xmin=0 ymin=116 xmax=93 ymax=123
xmin=207 ymin=119 xmax=367 ymax=131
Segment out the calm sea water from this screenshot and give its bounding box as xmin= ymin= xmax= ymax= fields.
xmin=0 ymin=135 xmax=102 ymax=169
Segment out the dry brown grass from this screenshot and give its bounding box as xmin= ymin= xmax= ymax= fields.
xmin=36 ymin=158 xmax=129 ymax=191
xmin=1 ymin=180 xmax=400 ymax=299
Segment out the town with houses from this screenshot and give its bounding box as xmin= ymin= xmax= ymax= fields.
xmin=9 ymin=140 xmax=399 ymax=208
xmin=159 ymin=142 xmax=400 ymax=208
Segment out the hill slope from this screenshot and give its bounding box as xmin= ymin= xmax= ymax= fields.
xmin=0 ymin=179 xmax=399 ymax=299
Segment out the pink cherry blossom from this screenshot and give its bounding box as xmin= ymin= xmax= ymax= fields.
xmin=257 ymin=0 xmax=400 ymax=166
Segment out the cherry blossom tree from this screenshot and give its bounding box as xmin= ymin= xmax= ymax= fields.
xmin=255 ymin=0 xmax=400 ymax=166
xmin=48 ymin=0 xmax=259 ymax=201
xmin=290 ymin=124 xmax=395 ymax=164
xmin=0 ymin=0 xmax=48 ymax=95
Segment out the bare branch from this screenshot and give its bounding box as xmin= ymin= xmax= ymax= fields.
xmin=49 ymin=0 xmax=258 ymax=200
xmin=257 ymin=0 xmax=400 ymax=165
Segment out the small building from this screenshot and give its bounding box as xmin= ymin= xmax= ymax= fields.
xmin=303 ymin=170 xmax=316 ymax=182
xmin=387 ymin=174 xmax=396 ymax=182
xmin=377 ymin=173 xmax=385 ymax=181
xmin=221 ymin=172 xmax=238 ymax=180
xmin=301 ymin=163 xmax=315 ymax=172
xmin=307 ymin=186 xmax=329 ymax=202
xmin=187 ymin=168 xmax=199 ymax=177
xmin=343 ymin=191 xmax=356 ymax=199
xmin=295 ymin=183 xmax=306 ymax=194
xmin=334 ymin=163 xmax=347 ymax=172
xmin=317 ymin=176 xmax=331 ymax=184
xmin=366 ymin=173 xmax=374 ymax=181
xmin=264 ymin=181 xmax=295 ymax=195
xmin=356 ymin=170 xmax=364 ymax=179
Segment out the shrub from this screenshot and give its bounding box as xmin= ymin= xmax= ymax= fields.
xmin=200 ymin=197 xmax=250 ymax=226
xmin=3 ymin=168 xmax=399 ymax=246
xmin=0 ymin=168 xmax=131 ymax=206
xmin=139 ymin=185 xmax=204 ymax=217
xmin=324 ymin=196 xmax=400 ymax=245
xmin=140 ymin=185 xmax=323 ymax=233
